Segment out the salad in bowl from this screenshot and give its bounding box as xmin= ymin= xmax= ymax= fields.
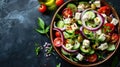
xmin=50 ymin=0 xmax=120 ymax=66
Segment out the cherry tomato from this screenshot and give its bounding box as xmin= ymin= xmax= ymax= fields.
xmin=56 ymin=0 xmax=64 ymax=6
xmin=53 ymin=37 xmax=63 ymax=47
xmin=55 ymin=31 xmax=61 ymax=37
xmin=38 ymin=4 xmax=47 ymax=13
xmin=62 ymin=8 xmax=73 ymax=18
xmin=87 ymin=54 xmax=97 ymax=63
xmin=98 ymin=6 xmax=111 ymax=15
xmin=111 ymin=33 xmax=119 ymax=43
xmin=103 ymin=23 xmax=115 ymax=33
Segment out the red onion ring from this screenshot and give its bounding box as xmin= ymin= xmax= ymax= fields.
xmin=62 ymin=45 xmax=78 ymax=53
xmin=81 ymin=9 xmax=105 ymax=31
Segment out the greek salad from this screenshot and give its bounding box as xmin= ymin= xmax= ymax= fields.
xmin=52 ymin=0 xmax=119 ymax=63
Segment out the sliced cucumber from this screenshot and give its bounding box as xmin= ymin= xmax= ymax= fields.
xmin=57 ymin=20 xmax=64 ymax=28
xmin=73 ymin=40 xmax=81 ymax=50
xmin=67 ymin=3 xmax=77 ymax=12
xmin=107 ymin=44 xmax=115 ymax=51
xmin=61 ymin=48 xmax=71 ymax=55
xmin=89 ymin=49 xmax=95 ymax=54
xmin=84 ymin=11 xmax=96 ymax=19
xmin=66 ymin=29 xmax=75 ymax=34
xmin=65 ymin=44 xmax=73 ymax=50
xmin=63 ymin=32 xmax=75 ymax=39
xmin=77 ymin=20 xmax=82 ymax=25
xmin=66 ymin=39 xmax=75 ymax=45
xmin=80 ymin=46 xmax=91 ymax=53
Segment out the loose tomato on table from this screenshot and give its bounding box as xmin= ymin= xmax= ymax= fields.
xmin=56 ymin=0 xmax=64 ymax=6
xmin=111 ymin=33 xmax=119 ymax=43
xmin=62 ymin=8 xmax=73 ymax=18
xmin=38 ymin=4 xmax=47 ymax=13
xmin=103 ymin=23 xmax=115 ymax=33
xmin=53 ymin=37 xmax=63 ymax=47
xmin=98 ymin=6 xmax=111 ymax=15
xmin=86 ymin=54 xmax=98 ymax=63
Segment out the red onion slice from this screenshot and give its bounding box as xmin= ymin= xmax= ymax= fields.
xmin=62 ymin=45 xmax=78 ymax=53
xmin=81 ymin=9 xmax=105 ymax=31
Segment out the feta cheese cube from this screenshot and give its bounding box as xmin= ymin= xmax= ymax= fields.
xmin=98 ymin=33 xmax=106 ymax=41
xmin=76 ymin=53 xmax=84 ymax=61
xmin=65 ymin=44 xmax=73 ymax=50
xmin=97 ymin=43 xmax=108 ymax=51
xmin=75 ymin=12 xmax=81 ymax=20
xmin=111 ymin=18 xmax=119 ymax=25
xmin=71 ymin=23 xmax=78 ymax=30
xmin=77 ymin=4 xmax=85 ymax=11
xmin=94 ymin=1 xmax=101 ymax=8
xmin=63 ymin=18 xmax=71 ymax=24
xmin=96 ymin=29 xmax=102 ymax=35
xmin=82 ymin=39 xmax=90 ymax=48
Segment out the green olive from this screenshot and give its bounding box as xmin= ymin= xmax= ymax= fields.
xmin=77 ymin=35 xmax=83 ymax=42
xmin=91 ymin=4 xmax=96 ymax=9
xmin=92 ymin=43 xmax=98 ymax=50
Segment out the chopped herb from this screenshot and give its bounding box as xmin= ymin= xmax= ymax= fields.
xmin=56 ymin=63 xmax=61 ymax=67
xmin=36 ymin=17 xmax=50 ymax=38
xmin=47 ymin=45 xmax=53 ymax=54
xmin=35 ymin=43 xmax=41 ymax=56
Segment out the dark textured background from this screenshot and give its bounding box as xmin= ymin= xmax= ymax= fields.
xmin=0 ymin=0 xmax=120 ymax=67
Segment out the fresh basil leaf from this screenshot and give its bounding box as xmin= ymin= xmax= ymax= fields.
xmin=45 ymin=25 xmax=50 ymax=33
xmin=36 ymin=29 xmax=46 ymax=34
xmin=56 ymin=63 xmax=61 ymax=67
xmin=38 ymin=17 xmax=45 ymax=29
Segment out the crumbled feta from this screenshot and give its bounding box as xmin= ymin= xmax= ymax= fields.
xmin=65 ymin=44 xmax=73 ymax=50
xmin=96 ymin=29 xmax=102 ymax=35
xmin=111 ymin=18 xmax=119 ymax=25
xmin=98 ymin=33 xmax=106 ymax=41
xmin=94 ymin=0 xmax=101 ymax=8
xmin=97 ymin=43 xmax=108 ymax=51
xmin=82 ymin=39 xmax=90 ymax=48
xmin=104 ymin=20 xmax=108 ymax=24
xmin=63 ymin=18 xmax=71 ymax=24
xmin=71 ymin=23 xmax=78 ymax=30
xmin=82 ymin=13 xmax=90 ymax=21
xmin=76 ymin=53 xmax=84 ymax=61
xmin=77 ymin=4 xmax=85 ymax=11
xmin=75 ymin=12 xmax=81 ymax=20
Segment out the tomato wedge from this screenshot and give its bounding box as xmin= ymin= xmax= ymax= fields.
xmin=62 ymin=8 xmax=73 ymax=18
xmin=87 ymin=54 xmax=97 ymax=63
xmin=98 ymin=6 xmax=111 ymax=15
xmin=103 ymin=23 xmax=115 ymax=33
xmin=53 ymin=37 xmax=63 ymax=47
xmin=111 ymin=33 xmax=119 ymax=43
xmin=55 ymin=31 xmax=61 ymax=37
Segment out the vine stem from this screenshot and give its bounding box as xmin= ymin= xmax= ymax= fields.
xmin=46 ymin=33 xmax=50 ymax=38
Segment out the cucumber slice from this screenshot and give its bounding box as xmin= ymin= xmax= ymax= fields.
xmin=61 ymin=48 xmax=71 ymax=55
xmin=107 ymin=44 xmax=115 ymax=51
xmin=67 ymin=3 xmax=77 ymax=12
xmin=89 ymin=49 xmax=95 ymax=54
xmin=66 ymin=29 xmax=75 ymax=34
xmin=84 ymin=11 xmax=96 ymax=19
xmin=73 ymin=40 xmax=81 ymax=50
xmin=77 ymin=20 xmax=82 ymax=25
xmin=57 ymin=20 xmax=64 ymax=28
xmin=80 ymin=46 xmax=91 ymax=53
xmin=63 ymin=32 xmax=75 ymax=39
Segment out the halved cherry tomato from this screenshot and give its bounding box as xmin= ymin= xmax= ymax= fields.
xmin=98 ymin=6 xmax=111 ymax=15
xmin=103 ymin=23 xmax=115 ymax=33
xmin=111 ymin=33 xmax=119 ymax=43
xmin=55 ymin=31 xmax=61 ymax=37
xmin=53 ymin=37 xmax=63 ymax=47
xmin=62 ymin=8 xmax=73 ymax=18
xmin=87 ymin=54 xmax=97 ymax=63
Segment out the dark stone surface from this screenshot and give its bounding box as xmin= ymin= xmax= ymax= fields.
xmin=0 ymin=0 xmax=120 ymax=67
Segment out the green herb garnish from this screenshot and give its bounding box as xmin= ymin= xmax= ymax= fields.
xmin=56 ymin=63 xmax=61 ymax=67
xmin=35 ymin=43 xmax=41 ymax=56
xmin=36 ymin=17 xmax=50 ymax=38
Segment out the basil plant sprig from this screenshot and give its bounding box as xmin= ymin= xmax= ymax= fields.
xmin=36 ymin=17 xmax=50 ymax=38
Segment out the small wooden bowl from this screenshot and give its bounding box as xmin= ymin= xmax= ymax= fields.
xmin=50 ymin=0 xmax=120 ymax=67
